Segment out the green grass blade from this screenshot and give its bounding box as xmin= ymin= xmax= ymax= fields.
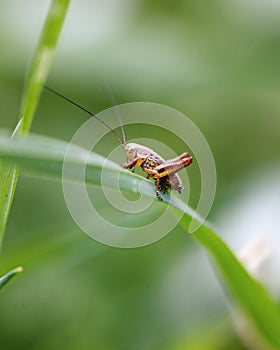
xmin=19 ymin=0 xmax=70 ymax=134
xmin=193 ymin=225 xmax=280 ymax=348
xmin=0 ymin=133 xmax=153 ymax=196
xmin=0 ymin=0 xmax=69 ymax=277
xmin=0 ymin=163 xmax=19 ymax=246
xmin=0 ymin=266 xmax=23 ymax=290
xmin=0 ymin=0 xmax=69 ymax=249
xmin=0 ymin=132 xmax=280 ymax=347
xmin=0 ymin=120 xmax=23 ymax=249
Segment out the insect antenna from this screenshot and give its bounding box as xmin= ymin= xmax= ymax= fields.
xmin=44 ymin=85 xmax=125 ymax=148
xmin=101 ymin=84 xmax=126 ymax=146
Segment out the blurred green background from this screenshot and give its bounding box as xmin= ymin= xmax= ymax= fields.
xmin=1 ymin=0 xmax=280 ymax=349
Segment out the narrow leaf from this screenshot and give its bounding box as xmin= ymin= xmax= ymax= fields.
xmin=0 ymin=164 xmax=18 ymax=246
xmin=173 ymin=210 xmax=280 ymax=349
xmin=0 ymin=266 xmax=23 ymax=290
xmin=0 ymin=133 xmax=153 ymax=196
xmin=19 ymin=0 xmax=70 ymax=134
xmin=0 ymin=121 xmax=22 ymax=248
xmin=0 ymin=0 xmax=70 ymax=251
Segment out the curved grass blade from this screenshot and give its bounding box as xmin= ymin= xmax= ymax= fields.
xmin=19 ymin=0 xmax=70 ymax=135
xmin=0 ymin=266 xmax=23 ymax=290
xmin=0 ymin=132 xmax=280 ymax=347
xmin=0 ymin=163 xmax=19 ymax=245
xmin=0 ymin=133 xmax=153 ymax=196
xmin=190 ymin=222 xmax=280 ymax=348
xmin=0 ymin=120 xmax=23 ymax=249
xmin=0 ymin=0 xmax=70 ymax=252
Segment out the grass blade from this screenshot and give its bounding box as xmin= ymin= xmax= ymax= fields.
xmin=193 ymin=224 xmax=280 ymax=348
xmin=0 ymin=133 xmax=153 ymax=195
xmin=0 ymin=120 xmax=23 ymax=249
xmin=19 ymin=0 xmax=70 ymax=134
xmin=0 ymin=266 xmax=23 ymax=290
xmin=0 ymin=0 xmax=69 ymax=251
xmin=0 ymin=164 xmax=18 ymax=246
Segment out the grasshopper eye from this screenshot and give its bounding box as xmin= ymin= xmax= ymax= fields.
xmin=125 ymin=145 xmax=134 ymax=153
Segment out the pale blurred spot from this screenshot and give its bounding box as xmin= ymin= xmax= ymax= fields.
xmin=238 ymin=234 xmax=271 ymax=273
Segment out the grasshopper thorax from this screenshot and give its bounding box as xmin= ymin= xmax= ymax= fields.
xmin=124 ymin=143 xmax=138 ymax=162
xmin=124 ymin=143 xmax=163 ymax=164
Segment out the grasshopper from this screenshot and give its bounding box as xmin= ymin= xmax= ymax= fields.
xmin=45 ymin=86 xmax=192 ymax=200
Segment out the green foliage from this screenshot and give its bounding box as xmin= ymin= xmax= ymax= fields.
xmin=1 ymin=0 xmax=280 ymax=348
xmin=0 ymin=0 xmax=69 ymax=289
xmin=0 ymin=162 xmax=18 ymax=246
xmin=0 ymin=133 xmax=280 ymax=348
xmin=19 ymin=0 xmax=70 ymax=135
xmin=193 ymin=226 xmax=280 ymax=348
xmin=0 ymin=266 xmax=23 ymax=290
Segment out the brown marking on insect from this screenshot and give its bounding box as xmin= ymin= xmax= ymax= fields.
xmin=122 ymin=143 xmax=192 ymax=200
xmin=45 ymin=86 xmax=193 ymax=200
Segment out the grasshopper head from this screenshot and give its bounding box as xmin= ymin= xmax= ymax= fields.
xmin=125 ymin=143 xmax=139 ymax=162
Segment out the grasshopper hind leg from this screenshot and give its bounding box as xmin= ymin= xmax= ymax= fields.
xmin=155 ymin=177 xmax=163 ymax=201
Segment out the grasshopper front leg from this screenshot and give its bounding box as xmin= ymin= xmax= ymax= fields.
xmin=122 ymin=157 xmax=145 ymax=173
